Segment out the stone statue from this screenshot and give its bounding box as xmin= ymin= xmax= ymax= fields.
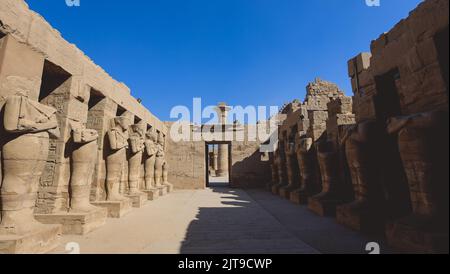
xmin=269 ymin=152 xmax=279 ymax=190
xmin=309 ymin=140 xmax=342 ymax=216
xmin=337 ymin=120 xmax=384 ymax=232
xmin=279 ymin=135 xmax=299 ymax=199
xmin=0 ymin=94 xmax=59 ymax=235
xmin=69 ymin=122 xmax=99 ymax=213
xmin=106 ymin=116 xmax=130 ymax=201
xmin=155 ymin=132 xmax=172 ymax=192
xmin=128 ymin=124 xmax=145 ymax=195
xmin=144 ymin=128 xmax=158 ymax=190
xmin=272 ymin=141 xmax=288 ymax=195
xmin=291 ymin=137 xmax=319 ymax=204
xmin=386 ymin=111 xmax=449 ymax=251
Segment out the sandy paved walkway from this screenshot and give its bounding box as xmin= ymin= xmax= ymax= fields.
xmin=52 ymin=187 xmax=387 ymax=254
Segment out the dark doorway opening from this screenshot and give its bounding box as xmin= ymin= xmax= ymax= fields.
xmin=374 ymin=68 xmax=402 ymax=122
xmin=205 ymin=142 xmax=232 ymax=188
xmin=434 ymin=26 xmax=449 ymax=95
xmin=374 ymin=69 xmax=411 ymax=220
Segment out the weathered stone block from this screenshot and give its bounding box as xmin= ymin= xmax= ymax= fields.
xmin=92 ymin=200 xmax=132 ymax=219
xmin=142 ymin=189 xmax=160 ymax=201
xmin=125 ymin=192 xmax=148 ymax=208
xmin=0 ymin=224 xmax=62 ymax=254
xmin=35 ymin=207 xmax=107 ymax=235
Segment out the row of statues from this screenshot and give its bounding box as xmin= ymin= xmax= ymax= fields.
xmin=269 ymin=109 xmax=448 ymax=252
xmin=0 ymin=93 xmax=171 ymax=238
xmin=106 ymin=116 xmax=170 ymax=202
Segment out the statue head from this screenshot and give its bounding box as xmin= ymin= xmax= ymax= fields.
xmin=112 ymin=116 xmax=131 ymax=131
xmin=146 ymin=128 xmax=158 ymax=142
xmin=157 ymin=132 xmax=165 ymax=146
xmin=130 ymin=124 xmax=144 ymax=137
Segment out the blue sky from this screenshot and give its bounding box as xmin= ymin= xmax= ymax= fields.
xmin=25 ymin=0 xmax=422 ymax=121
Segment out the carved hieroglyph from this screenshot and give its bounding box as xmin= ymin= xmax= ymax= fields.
xmin=128 ymin=124 xmax=145 ymax=194
xmin=69 ymin=122 xmax=99 ymax=213
xmin=0 ymin=94 xmax=59 ymax=235
xmin=105 ymin=117 xmax=130 ymax=201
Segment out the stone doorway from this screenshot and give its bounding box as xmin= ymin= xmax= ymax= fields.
xmin=205 ymin=142 xmax=232 ymax=188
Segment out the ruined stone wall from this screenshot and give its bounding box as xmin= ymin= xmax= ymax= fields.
xmin=349 ymin=0 xmax=449 ymax=122
xmin=326 ymin=97 xmax=355 ymax=149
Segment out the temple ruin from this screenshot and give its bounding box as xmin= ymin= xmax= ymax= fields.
xmin=0 ymin=0 xmax=448 ymax=254
xmin=267 ymin=0 xmax=449 ymax=253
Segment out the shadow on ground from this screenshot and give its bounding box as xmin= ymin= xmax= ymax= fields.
xmin=180 ymin=187 xmax=392 ymax=254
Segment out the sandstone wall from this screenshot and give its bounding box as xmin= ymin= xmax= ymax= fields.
xmin=349 ymin=0 xmax=449 ymax=122
xmin=0 ymin=0 xmax=167 ymax=214
xmin=165 ymin=122 xmax=269 ymax=189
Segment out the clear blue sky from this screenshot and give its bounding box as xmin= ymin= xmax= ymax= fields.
xmin=25 ymin=0 xmax=422 ymax=121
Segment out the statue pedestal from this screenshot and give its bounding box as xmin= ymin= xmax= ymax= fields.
xmin=336 ymin=201 xmax=384 ymax=234
xmin=125 ymin=192 xmax=148 ymax=208
xmin=386 ymin=215 xmax=449 ymax=254
xmin=279 ymin=185 xmax=297 ymax=199
xmin=271 ymin=183 xmax=285 ymax=195
xmin=289 ymin=189 xmax=309 ymax=205
xmin=0 ymin=224 xmax=62 ymax=254
xmin=164 ymin=183 xmax=174 ymax=193
xmin=142 ymin=189 xmax=160 ymax=201
xmin=92 ymin=200 xmax=132 ymax=218
xmin=35 ymin=207 xmax=107 ymax=235
xmin=308 ymin=196 xmax=340 ymax=217
xmin=265 ymin=182 xmax=275 ymax=192
xmin=157 ymin=186 xmax=168 ymax=196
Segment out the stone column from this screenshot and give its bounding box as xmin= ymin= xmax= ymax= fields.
xmin=217 ymin=144 xmax=229 ymax=177
xmin=215 ymin=103 xmax=231 ymax=178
